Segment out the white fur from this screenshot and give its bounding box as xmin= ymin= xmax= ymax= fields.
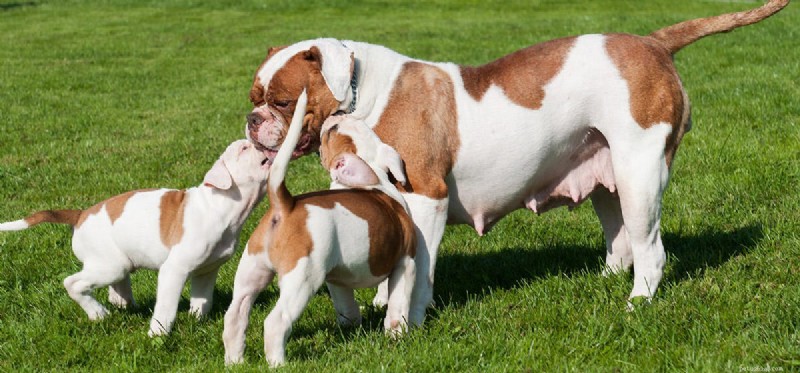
xmin=1 ymin=139 xmax=270 ymax=335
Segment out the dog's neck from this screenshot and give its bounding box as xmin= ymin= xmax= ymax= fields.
xmin=194 ymin=182 xmax=266 ymax=230
xmin=340 ymin=41 xmax=411 ymax=124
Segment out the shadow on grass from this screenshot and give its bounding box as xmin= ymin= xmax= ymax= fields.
xmin=432 ymin=223 xmax=763 ymax=308
xmin=1 ymin=2 xmax=37 ymax=11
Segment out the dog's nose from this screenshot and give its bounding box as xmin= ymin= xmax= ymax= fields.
xmin=247 ymin=112 xmax=264 ymax=131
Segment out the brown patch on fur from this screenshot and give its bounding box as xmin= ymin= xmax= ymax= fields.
xmin=24 ymin=210 xmax=82 ymax=227
xmin=74 ymin=189 xmax=156 ymax=228
xmin=318 ymin=126 xmax=358 ymax=170
xmin=159 ymin=190 xmax=188 ymax=249
xmin=373 ymin=62 xmax=459 ymax=199
xmin=606 ymin=34 xmax=688 ymax=168
xmin=248 ymin=189 xmax=415 ymax=277
xmin=460 ymin=37 xmax=574 ymax=109
xmin=105 ymin=191 xmax=140 ymax=224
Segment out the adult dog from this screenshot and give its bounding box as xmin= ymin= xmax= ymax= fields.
xmin=244 ymin=0 xmax=789 ymax=324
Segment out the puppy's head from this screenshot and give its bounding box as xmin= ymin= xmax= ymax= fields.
xmin=319 ymin=115 xmax=406 ymax=188
xmin=246 ymin=38 xmax=355 ymax=162
xmin=203 ymin=139 xmax=270 ymax=191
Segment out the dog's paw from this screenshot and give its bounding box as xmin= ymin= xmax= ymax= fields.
xmin=108 ymin=293 xmax=134 ymax=309
xmin=86 ymin=305 xmax=110 ymax=321
xmin=225 ymin=354 xmax=244 ymax=366
xmin=148 ymin=320 xmax=170 ymax=337
xmin=626 ymin=296 xmax=652 ymax=312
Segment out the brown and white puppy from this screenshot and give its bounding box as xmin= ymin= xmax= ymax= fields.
xmin=0 ymin=139 xmax=271 ymax=336
xmin=223 ymin=91 xmax=416 ymax=367
xmin=244 ymin=1 xmax=789 ymax=319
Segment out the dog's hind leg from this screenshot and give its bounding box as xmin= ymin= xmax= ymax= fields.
xmin=64 ymin=264 xmax=126 ymax=320
xmin=223 ymin=251 xmax=274 ymax=365
xmin=108 ymin=274 xmax=135 ymax=309
xmin=385 ymin=255 xmax=416 ymax=336
xmin=607 ymin=124 xmax=672 ymax=303
xmin=189 ymin=266 xmax=221 ymax=318
xmin=263 ymin=257 xmax=324 ymax=367
xmin=327 ymin=283 xmax=361 ymax=327
xmin=591 ymin=187 xmax=633 ymax=275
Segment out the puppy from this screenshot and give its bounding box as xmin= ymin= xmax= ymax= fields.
xmin=222 ymin=90 xmax=417 ymax=367
xmin=0 ymin=138 xmax=271 ymax=336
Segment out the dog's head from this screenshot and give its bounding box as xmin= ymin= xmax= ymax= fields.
xmin=318 ymin=115 xmax=406 ymax=188
xmin=203 ymin=139 xmax=270 ymax=191
xmin=246 ymin=38 xmax=354 ymax=162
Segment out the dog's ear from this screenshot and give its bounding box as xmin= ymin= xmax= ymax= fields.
xmin=331 ymin=153 xmax=379 ymax=187
xmin=306 ymin=40 xmax=354 ymax=102
xmin=203 ymin=159 xmax=233 ymax=190
xmin=266 ymin=45 xmax=287 ymax=60
xmin=376 ymin=143 xmax=407 ymax=186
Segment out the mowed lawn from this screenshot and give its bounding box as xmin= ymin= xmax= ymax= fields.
xmin=1 ymin=0 xmax=798 ymax=371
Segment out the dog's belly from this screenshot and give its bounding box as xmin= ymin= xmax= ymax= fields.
xmin=443 ymin=39 xmax=622 ymax=235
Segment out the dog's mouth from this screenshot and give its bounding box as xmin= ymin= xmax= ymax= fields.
xmin=259 ymin=133 xmax=315 ymax=165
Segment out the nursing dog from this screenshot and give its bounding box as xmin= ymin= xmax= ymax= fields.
xmin=223 ymin=91 xmax=416 ymax=366
xmin=243 ymin=0 xmax=790 ymax=320
xmin=0 ymin=138 xmax=271 ymax=336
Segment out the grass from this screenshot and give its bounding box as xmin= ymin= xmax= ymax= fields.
xmin=0 ymin=0 xmax=798 ymax=371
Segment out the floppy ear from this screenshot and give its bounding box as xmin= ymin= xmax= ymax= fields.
xmin=203 ymin=159 xmax=233 ymax=190
xmin=331 ymin=153 xmax=379 ymax=187
xmin=307 ymin=40 xmax=354 ymax=102
xmin=376 ymin=143 xmax=407 ymax=186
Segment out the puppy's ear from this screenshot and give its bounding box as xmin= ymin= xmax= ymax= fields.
xmin=331 ymin=153 xmax=379 ymax=187
xmin=203 ymin=159 xmax=233 ymax=190
xmin=376 ymin=143 xmax=407 ymax=186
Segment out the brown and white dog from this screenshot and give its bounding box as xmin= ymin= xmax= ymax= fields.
xmin=223 ymin=91 xmax=416 ymax=367
xmin=0 ymin=138 xmax=271 ymax=336
xmin=244 ymin=1 xmax=789 ymax=321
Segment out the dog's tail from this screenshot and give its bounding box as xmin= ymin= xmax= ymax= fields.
xmin=0 ymin=209 xmax=83 ymax=231
xmin=267 ymin=89 xmax=309 ymax=212
xmin=649 ymin=0 xmax=789 ymax=55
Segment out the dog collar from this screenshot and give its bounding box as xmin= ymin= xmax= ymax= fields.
xmin=346 ymin=58 xmax=359 ymax=114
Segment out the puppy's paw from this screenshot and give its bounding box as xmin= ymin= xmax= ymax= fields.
xmin=188 ymin=302 xmax=211 ymax=319
xmin=86 ymin=305 xmax=110 ymax=321
xmin=225 ymin=354 xmax=244 ymax=366
xmin=626 ymin=296 xmax=652 ymax=312
xmin=108 ymin=293 xmax=134 ymax=309
xmin=148 ymin=320 xmax=170 ymax=337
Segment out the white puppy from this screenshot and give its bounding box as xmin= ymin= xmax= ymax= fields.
xmin=0 ymin=139 xmax=271 ymax=336
xmin=222 ymin=91 xmax=417 ymax=367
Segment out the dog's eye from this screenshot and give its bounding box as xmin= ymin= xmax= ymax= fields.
xmin=274 ymin=100 xmax=291 ymax=109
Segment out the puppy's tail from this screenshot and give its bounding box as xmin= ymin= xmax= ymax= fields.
xmin=0 ymin=210 xmax=83 ymax=231
xmin=649 ymin=0 xmax=789 ymax=55
xmin=267 ymin=89 xmax=309 ymax=212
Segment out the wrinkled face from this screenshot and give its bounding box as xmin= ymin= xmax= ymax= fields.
xmin=246 ymin=43 xmax=350 ymax=162
xmin=220 ymin=139 xmax=271 ymax=185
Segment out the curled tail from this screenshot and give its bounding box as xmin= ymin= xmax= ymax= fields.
xmin=649 ymin=0 xmax=789 ymax=54
xmin=0 ymin=209 xmax=83 ymax=231
xmin=267 ymin=89 xmax=309 ymax=212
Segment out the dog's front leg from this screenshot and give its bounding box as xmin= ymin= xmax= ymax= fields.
xmin=402 ymin=193 xmax=448 ymax=327
xmin=149 ymin=260 xmax=191 ymax=337
xmin=189 ymin=266 xmax=221 ymax=318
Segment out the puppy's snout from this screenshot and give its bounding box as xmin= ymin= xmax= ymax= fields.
xmin=247 ymin=112 xmax=264 ymax=131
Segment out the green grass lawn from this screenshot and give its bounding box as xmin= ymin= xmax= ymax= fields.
xmin=1 ymin=0 xmax=798 ymax=371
